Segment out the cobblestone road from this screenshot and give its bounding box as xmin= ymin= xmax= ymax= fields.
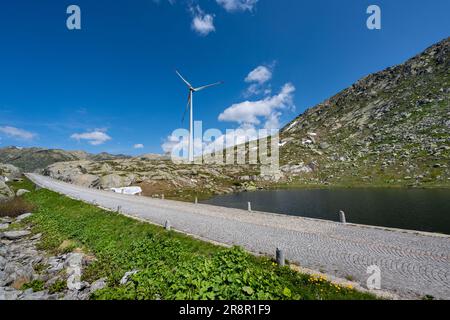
xmin=27 ymin=174 xmax=450 ymax=299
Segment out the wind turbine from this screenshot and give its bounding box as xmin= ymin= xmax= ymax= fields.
xmin=176 ymin=70 xmax=222 ymax=163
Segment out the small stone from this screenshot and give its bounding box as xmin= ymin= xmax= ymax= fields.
xmin=0 ymin=287 xmax=21 ymax=300
xmin=1 ymin=230 xmax=31 ymax=240
xmin=67 ymin=272 xmax=83 ymax=291
xmin=65 ymin=252 xmax=85 ymax=291
xmin=47 ymin=257 xmax=65 ymax=273
xmin=16 ymin=213 xmax=33 ymax=221
xmin=0 ymin=257 xmax=6 ymax=269
xmin=30 ymin=233 xmax=42 ymax=240
xmin=0 ymin=223 xmax=9 ymax=230
xmin=65 ymin=253 xmax=84 ymax=268
xmin=120 ymin=270 xmax=139 ymax=285
xmin=16 ymin=189 xmax=30 ymax=197
xmin=20 ymin=290 xmax=48 ymax=300
xmin=90 ymin=278 xmax=107 ymax=293
xmin=0 ymin=217 xmax=12 ymax=223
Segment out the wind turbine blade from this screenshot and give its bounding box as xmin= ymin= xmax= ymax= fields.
xmin=182 ymin=92 xmax=191 ymax=124
xmin=194 ymin=81 xmax=223 ymax=92
xmin=176 ymin=70 xmax=193 ymax=88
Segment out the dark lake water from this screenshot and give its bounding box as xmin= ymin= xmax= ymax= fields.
xmin=202 ymin=189 xmax=450 ymax=235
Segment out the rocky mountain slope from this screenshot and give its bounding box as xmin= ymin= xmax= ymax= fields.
xmin=44 ymin=160 xmax=260 ymax=201
xmin=278 ymin=37 xmax=449 ymax=187
xmin=23 ymin=37 xmax=450 ymax=199
xmin=0 ymin=147 xmax=130 ymax=172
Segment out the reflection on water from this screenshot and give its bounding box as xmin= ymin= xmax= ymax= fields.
xmin=203 ymin=188 xmax=450 ymax=235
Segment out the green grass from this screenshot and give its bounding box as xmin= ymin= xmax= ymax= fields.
xmin=22 ymin=280 xmax=45 ymax=292
xmin=13 ymin=178 xmax=376 ymax=300
xmin=48 ymin=279 xmax=66 ymax=294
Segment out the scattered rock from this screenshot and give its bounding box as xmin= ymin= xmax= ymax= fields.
xmin=0 ymin=163 xmax=22 ymax=180
xmin=0 ymin=180 xmax=14 ymax=203
xmin=0 ymin=229 xmax=94 ymax=300
xmin=99 ymin=174 xmax=132 ymax=189
xmin=16 ymin=213 xmax=33 ymax=221
xmin=1 ymin=217 xmax=12 ymax=223
xmin=17 ymin=288 xmax=60 ymax=300
xmin=65 ymin=253 xmax=85 ymax=291
xmin=0 ymin=223 xmax=9 ymax=230
xmin=120 ymin=270 xmax=139 ymax=285
xmin=0 ymin=287 xmax=21 ymax=300
xmin=16 ymin=189 xmax=30 ymax=197
xmin=90 ymin=278 xmax=107 ymax=293
xmin=1 ymin=230 xmax=31 ymax=240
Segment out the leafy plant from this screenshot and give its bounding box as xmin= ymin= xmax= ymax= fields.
xmin=48 ymin=279 xmax=67 ymax=294
xmin=22 ymin=280 xmax=45 ymax=292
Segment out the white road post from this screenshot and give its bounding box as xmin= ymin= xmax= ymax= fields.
xmin=339 ymin=210 xmax=347 ymax=224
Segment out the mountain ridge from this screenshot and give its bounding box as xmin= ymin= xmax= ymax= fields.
xmin=0 ymin=146 xmax=131 ymax=172
xmin=277 ymin=36 xmax=449 ymax=187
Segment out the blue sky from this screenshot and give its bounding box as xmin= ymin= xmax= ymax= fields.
xmin=0 ymin=0 xmax=449 ymax=155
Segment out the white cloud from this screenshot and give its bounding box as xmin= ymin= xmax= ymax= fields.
xmin=216 ymin=0 xmax=258 ymax=12
xmin=244 ymin=64 xmax=275 ymax=97
xmin=133 ymin=143 xmax=144 ymax=149
xmin=219 ymin=83 xmax=295 ymax=126
xmin=71 ymin=130 xmax=112 ymax=146
xmin=0 ymin=126 xmax=36 ymax=140
xmin=161 ymin=134 xmax=205 ymax=158
xmin=162 ymin=134 xmax=182 ymax=154
xmin=245 ymin=65 xmax=272 ymax=84
xmin=202 ymin=124 xmax=260 ymax=154
xmin=190 ymin=6 xmax=215 ymax=36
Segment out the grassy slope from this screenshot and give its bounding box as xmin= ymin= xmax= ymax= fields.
xmin=9 ymin=178 xmax=375 ymax=300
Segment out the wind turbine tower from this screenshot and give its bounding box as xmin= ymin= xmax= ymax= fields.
xmin=176 ymin=70 xmax=222 ymax=163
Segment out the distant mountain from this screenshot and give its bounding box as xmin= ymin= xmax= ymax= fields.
xmin=138 ymin=153 xmax=171 ymax=161
xmin=278 ymin=37 xmax=449 ymax=187
xmin=89 ymin=152 xmax=132 ymax=162
xmin=0 ymin=146 xmax=130 ymax=172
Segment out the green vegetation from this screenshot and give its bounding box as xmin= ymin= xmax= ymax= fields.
xmin=22 ymin=280 xmax=45 ymax=292
xmin=48 ymin=280 xmax=67 ymax=294
xmin=14 ymin=178 xmax=375 ymax=300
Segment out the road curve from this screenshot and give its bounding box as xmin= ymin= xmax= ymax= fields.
xmin=27 ymin=173 xmax=450 ymax=299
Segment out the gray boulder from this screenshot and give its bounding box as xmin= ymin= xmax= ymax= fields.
xmin=90 ymin=278 xmax=107 ymax=293
xmin=0 ymin=287 xmax=21 ymax=300
xmin=65 ymin=253 xmax=85 ymax=290
xmin=0 ymin=181 xmax=14 ymax=203
xmin=120 ymin=270 xmax=139 ymax=285
xmin=1 ymin=230 xmax=31 ymax=240
xmin=72 ymin=174 xmax=99 ymax=188
xmin=0 ymin=163 xmax=21 ymax=180
xmin=99 ymin=174 xmax=126 ymax=189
